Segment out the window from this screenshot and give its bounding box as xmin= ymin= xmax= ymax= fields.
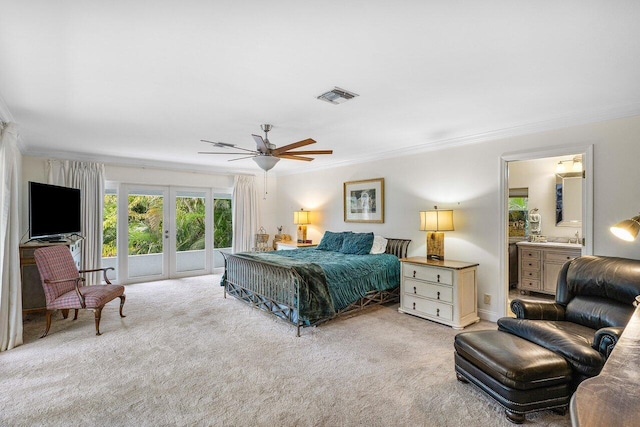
xmin=508 ymin=188 xmax=528 ymax=237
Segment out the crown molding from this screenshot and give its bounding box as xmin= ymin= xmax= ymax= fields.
xmin=21 ymin=148 xmax=258 ymax=177
xmin=276 ymin=103 xmax=640 ymax=176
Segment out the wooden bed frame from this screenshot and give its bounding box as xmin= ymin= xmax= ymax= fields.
xmin=222 ymin=238 xmax=411 ymax=336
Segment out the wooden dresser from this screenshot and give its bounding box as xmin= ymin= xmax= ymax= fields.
xmin=19 ymin=240 xmax=83 ymax=313
xmin=398 ymin=257 xmax=479 ymax=329
xmin=517 ymin=241 xmax=581 ymax=296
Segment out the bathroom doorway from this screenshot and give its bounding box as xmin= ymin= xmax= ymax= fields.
xmin=500 ymin=146 xmax=593 ymax=317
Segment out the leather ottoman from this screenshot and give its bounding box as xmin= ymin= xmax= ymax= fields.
xmin=454 ymin=330 xmax=572 ymax=424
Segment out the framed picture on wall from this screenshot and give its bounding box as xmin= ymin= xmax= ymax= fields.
xmin=343 ymin=178 xmax=384 ymax=223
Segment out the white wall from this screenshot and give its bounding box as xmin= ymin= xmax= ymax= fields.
xmin=271 ymin=115 xmax=640 ymax=321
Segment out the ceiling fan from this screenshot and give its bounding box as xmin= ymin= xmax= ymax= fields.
xmin=199 ymin=124 xmax=333 ymax=171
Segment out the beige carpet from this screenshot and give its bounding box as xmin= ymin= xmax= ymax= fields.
xmin=1 ymin=275 xmax=571 ymax=426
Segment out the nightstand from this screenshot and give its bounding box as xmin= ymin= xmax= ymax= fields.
xmin=398 ymin=257 xmax=479 ymax=329
xmin=276 ymin=241 xmax=317 ymax=250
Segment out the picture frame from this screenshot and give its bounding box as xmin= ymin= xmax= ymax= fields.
xmin=343 ymin=178 xmax=384 ymax=223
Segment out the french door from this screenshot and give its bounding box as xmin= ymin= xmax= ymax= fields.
xmin=111 ymin=185 xmax=228 ymax=284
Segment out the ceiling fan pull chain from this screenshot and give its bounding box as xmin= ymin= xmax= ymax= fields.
xmin=263 ymin=170 xmax=268 ymax=200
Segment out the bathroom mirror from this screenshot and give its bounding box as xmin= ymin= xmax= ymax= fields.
xmin=555 ymin=172 xmax=582 ymax=227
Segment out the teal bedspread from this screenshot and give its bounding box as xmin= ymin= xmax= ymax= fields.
xmin=233 ymin=249 xmax=400 ymax=323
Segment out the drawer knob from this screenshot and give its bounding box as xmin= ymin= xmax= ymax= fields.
xmin=436 ymin=308 xmax=440 ymax=317
xmin=413 ymin=270 xmax=416 ymax=278
xmin=413 ymin=286 xmax=417 ymax=294
xmin=412 ymin=302 xmax=416 ymax=310
xmin=437 ymin=291 xmax=440 ymax=300
xmin=528 ymin=263 xmax=532 ymax=266
xmin=437 ymin=274 xmax=440 ymax=282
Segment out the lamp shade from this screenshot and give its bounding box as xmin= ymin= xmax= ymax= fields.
xmin=610 ymin=215 xmax=640 ymax=242
xmin=293 ymin=209 xmax=310 ymax=225
xmin=252 ymin=155 xmax=280 ymax=171
xmin=420 ymin=209 xmax=454 ymax=231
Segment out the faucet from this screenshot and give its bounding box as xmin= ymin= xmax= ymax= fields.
xmin=570 ymin=231 xmax=580 ymax=244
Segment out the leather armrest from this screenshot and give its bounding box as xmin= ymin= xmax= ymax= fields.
xmin=593 ymin=326 xmax=625 ymax=359
xmin=510 ymin=299 xmax=566 ymax=320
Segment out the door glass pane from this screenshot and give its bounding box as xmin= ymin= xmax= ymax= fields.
xmin=213 ymin=194 xmax=232 ymax=268
xmin=175 ymin=191 xmax=206 ymax=273
xmin=102 ymin=189 xmax=118 ymax=282
xmin=128 ymin=189 xmax=164 ymax=278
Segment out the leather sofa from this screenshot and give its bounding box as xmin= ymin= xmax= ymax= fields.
xmin=455 ymin=255 xmax=640 ymax=423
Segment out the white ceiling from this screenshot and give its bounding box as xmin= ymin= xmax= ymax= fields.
xmin=2 ymin=1 xmax=640 ymax=175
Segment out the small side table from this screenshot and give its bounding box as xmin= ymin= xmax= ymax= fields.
xmin=276 ymin=241 xmax=317 ymax=250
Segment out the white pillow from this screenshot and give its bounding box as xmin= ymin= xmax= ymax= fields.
xmin=369 ymin=235 xmax=388 ymax=254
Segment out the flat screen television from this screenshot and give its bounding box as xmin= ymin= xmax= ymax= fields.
xmin=29 ymin=181 xmax=81 ymax=241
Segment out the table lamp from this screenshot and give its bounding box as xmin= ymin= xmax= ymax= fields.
xmin=293 ymin=209 xmax=311 ymax=243
xmin=420 ymin=206 xmax=454 ymax=260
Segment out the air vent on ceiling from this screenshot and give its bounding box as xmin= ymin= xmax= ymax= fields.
xmin=317 ymin=87 xmax=359 ymax=104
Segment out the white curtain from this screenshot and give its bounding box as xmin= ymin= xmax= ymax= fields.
xmin=232 ymin=175 xmax=259 ymax=253
xmin=0 ymin=122 xmax=23 ymax=351
xmin=46 ymin=160 xmax=105 ymax=285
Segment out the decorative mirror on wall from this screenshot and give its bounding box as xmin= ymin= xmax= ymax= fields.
xmin=555 ymin=172 xmax=582 ymax=226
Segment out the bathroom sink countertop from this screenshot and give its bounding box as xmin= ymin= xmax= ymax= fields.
xmin=516 ymin=241 xmax=582 ymax=249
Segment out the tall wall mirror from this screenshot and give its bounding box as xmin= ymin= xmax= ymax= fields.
xmin=555 ymin=172 xmax=582 ymax=226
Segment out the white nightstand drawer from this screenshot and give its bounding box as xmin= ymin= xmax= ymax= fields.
xmin=403 ymin=264 xmax=453 ymax=285
xmin=403 ymin=294 xmax=453 ymax=321
xmin=404 ymin=278 xmax=453 ymax=303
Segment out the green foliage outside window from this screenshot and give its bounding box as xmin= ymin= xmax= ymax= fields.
xmin=214 ymin=199 xmax=232 ymax=249
xmin=175 ymin=197 xmax=205 ymax=252
xmin=103 ymin=194 xmax=117 ymax=257
xmin=103 ymin=194 xmax=233 ymax=257
xmin=128 ymin=195 xmax=164 ymax=255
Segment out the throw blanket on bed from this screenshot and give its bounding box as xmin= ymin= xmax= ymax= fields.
xmin=231 ymin=249 xmax=400 ymax=322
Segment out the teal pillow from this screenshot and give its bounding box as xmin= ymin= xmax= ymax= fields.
xmin=340 ymin=232 xmax=374 ymax=255
xmin=317 ymin=231 xmax=351 ymax=251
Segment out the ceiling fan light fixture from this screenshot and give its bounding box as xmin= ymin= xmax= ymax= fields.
xmin=252 ymin=155 xmax=280 ymax=171
xmin=317 ymin=87 xmax=359 ymax=104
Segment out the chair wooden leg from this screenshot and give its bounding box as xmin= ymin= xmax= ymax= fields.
xmin=73 ymin=309 xmax=79 ymax=320
xmin=61 ymin=309 xmax=69 ymax=319
xmin=119 ymin=295 xmax=126 ymax=318
xmin=93 ymin=307 xmax=103 ymax=336
xmin=40 ymin=310 xmax=55 ymax=338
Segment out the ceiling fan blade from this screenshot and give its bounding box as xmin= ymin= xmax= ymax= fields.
xmin=200 ymin=140 xmax=236 ymax=147
xmin=272 ymin=138 xmax=316 ymax=155
xmin=276 ymin=154 xmax=315 ymax=161
xmin=252 ymin=134 xmax=269 ymax=153
xmin=201 ymin=139 xmax=259 ymax=153
xmin=278 ymin=149 xmax=333 ymax=155
xmin=228 ymin=155 xmax=258 ymax=162
xmin=198 ymin=152 xmax=255 ymax=155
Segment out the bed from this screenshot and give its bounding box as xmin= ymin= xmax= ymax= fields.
xmin=221 ymin=236 xmax=411 ymax=336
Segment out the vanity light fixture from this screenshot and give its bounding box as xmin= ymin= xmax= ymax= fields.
xmin=610 ymin=213 xmax=640 ymax=242
xmin=419 ymin=206 xmax=454 ymax=260
xmin=556 ymin=156 xmax=583 ymax=174
xmin=572 ymin=156 xmax=583 ymax=172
